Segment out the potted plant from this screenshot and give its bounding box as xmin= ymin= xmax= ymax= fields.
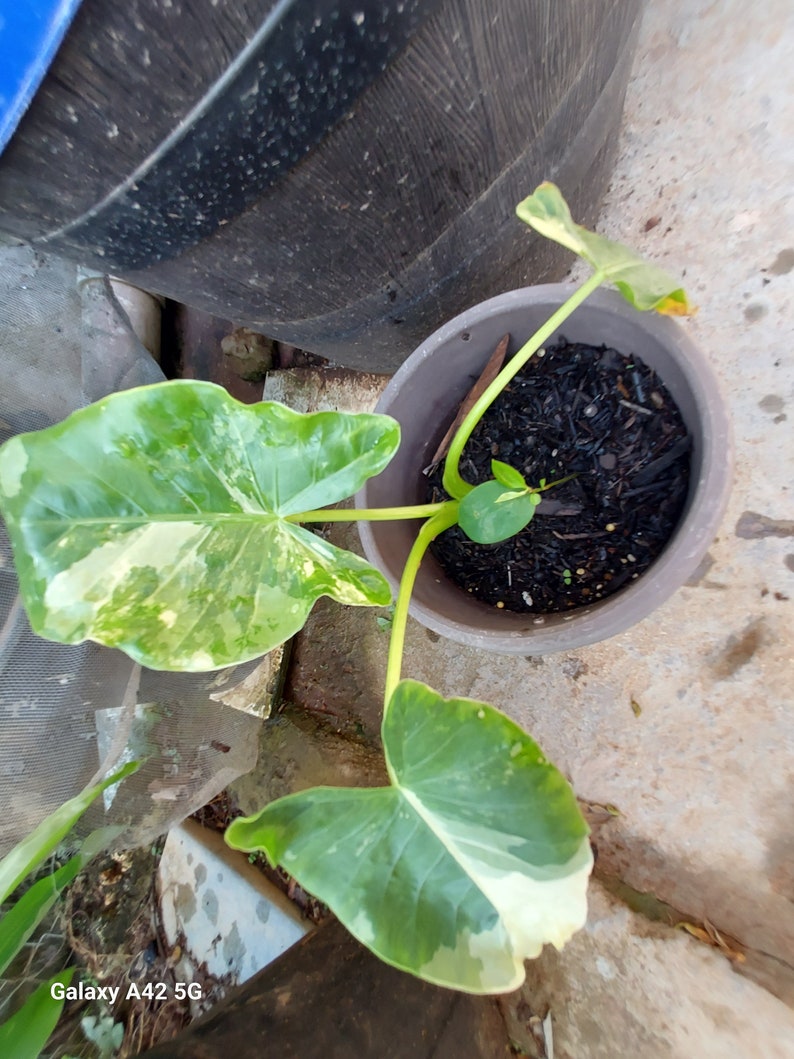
xmin=358 ymin=199 xmax=732 ymax=651
xmin=0 ymin=185 xmax=727 ymax=995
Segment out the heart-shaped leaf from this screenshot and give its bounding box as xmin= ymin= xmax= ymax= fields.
xmin=0 ymin=381 xmax=399 ymax=670
xmin=226 ymin=679 xmax=592 ymax=993
xmin=516 ymin=182 xmax=692 ymax=315
xmin=458 ymin=479 xmax=538 ymax=543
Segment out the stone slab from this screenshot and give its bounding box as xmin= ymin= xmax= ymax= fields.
xmin=157 ymin=820 xmax=311 ymax=999
xmin=228 ymin=704 xmax=388 ymax=816
xmin=502 ymin=882 xmax=794 ymax=1059
xmin=504 ymin=0 xmax=794 ymax=980
xmin=263 ymin=366 xmax=389 ymax=415
xmin=263 ymin=368 xmax=392 ymax=742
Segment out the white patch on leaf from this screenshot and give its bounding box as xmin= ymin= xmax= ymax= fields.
xmin=402 ymin=789 xmax=593 ymax=972
xmin=453 ymin=841 xmax=592 ymax=957
xmin=187 ymin=651 xmax=217 ymax=670
xmin=346 ymin=910 xmax=376 ymax=946
xmin=43 ymin=522 xmax=208 ymax=633
xmin=0 ymin=437 xmax=28 ymax=498
xmin=419 ymin=922 xmax=513 ymax=992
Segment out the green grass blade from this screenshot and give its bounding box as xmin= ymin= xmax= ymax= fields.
xmin=0 ymin=762 xmax=137 ymax=903
xmin=0 ymin=855 xmax=84 ymax=977
xmin=0 ymin=968 xmax=74 ymax=1059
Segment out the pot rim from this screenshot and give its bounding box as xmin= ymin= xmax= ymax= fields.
xmin=358 ymin=283 xmax=733 ymax=654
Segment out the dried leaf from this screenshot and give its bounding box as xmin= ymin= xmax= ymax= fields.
xmin=677 ymin=920 xmax=746 ymax=962
xmin=678 ymin=921 xmax=712 ymax=944
xmin=585 ymin=801 xmax=621 ymax=817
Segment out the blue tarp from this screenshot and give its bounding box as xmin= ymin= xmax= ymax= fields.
xmin=0 ymin=0 xmax=83 ymax=155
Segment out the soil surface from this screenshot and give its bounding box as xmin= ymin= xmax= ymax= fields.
xmin=426 ymin=338 xmax=691 ymax=613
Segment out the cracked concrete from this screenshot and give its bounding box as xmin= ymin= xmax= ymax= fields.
xmin=260 ymin=0 xmax=794 ymax=1050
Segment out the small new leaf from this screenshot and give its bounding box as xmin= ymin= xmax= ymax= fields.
xmin=459 ymin=480 xmax=537 ymax=544
xmin=375 ymin=603 xmax=396 ymax=633
xmin=226 ymin=679 xmax=592 ymax=993
xmin=516 ymin=183 xmax=692 ymax=315
xmin=490 ymin=460 xmax=527 ymax=490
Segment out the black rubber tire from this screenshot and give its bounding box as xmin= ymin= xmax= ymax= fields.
xmin=0 ymin=0 xmax=642 ymax=371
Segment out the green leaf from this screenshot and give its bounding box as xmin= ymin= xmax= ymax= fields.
xmin=490 ymin=460 xmax=527 ymax=490
xmin=0 ymin=968 xmax=74 ymax=1059
xmin=226 ymin=679 xmax=592 ymax=993
xmin=0 ymin=762 xmax=138 ymax=904
xmin=0 ymin=381 xmax=399 ymax=671
xmin=458 ymin=480 xmax=538 ymax=544
xmin=516 ymin=182 xmax=692 ymax=315
xmin=0 ymin=855 xmax=83 ymax=977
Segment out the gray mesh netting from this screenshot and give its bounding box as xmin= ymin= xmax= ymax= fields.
xmin=0 ymin=240 xmax=273 ymax=857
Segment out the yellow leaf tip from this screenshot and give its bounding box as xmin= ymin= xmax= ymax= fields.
xmin=656 ymin=293 xmax=697 ymax=317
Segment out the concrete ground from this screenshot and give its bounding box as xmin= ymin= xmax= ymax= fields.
xmin=251 ymin=0 xmax=794 ymax=1054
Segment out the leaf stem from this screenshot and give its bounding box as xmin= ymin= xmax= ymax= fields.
xmin=285 ymin=502 xmax=449 ymax=524
xmin=442 ymin=269 xmax=606 ymax=499
xmin=534 ymin=471 xmax=578 ymax=493
xmin=383 ymin=503 xmax=459 ymax=709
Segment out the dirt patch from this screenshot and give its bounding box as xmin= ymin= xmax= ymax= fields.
xmin=60 ymin=843 xmax=225 ymax=1056
xmin=711 ymin=617 xmax=766 ymax=680
xmin=735 ymin=510 xmax=794 ymax=539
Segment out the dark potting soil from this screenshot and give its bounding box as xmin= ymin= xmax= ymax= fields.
xmin=425 ymin=338 xmax=691 ymax=614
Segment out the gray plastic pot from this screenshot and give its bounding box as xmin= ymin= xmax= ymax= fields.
xmin=357 ymin=284 xmax=732 ymax=654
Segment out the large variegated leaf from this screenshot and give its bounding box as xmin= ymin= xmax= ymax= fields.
xmin=516 ymin=182 xmax=692 ymax=315
xmin=0 ymin=381 xmax=398 ymax=670
xmin=226 ymin=679 xmax=592 ymax=992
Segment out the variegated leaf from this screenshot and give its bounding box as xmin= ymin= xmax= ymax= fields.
xmin=226 ymin=679 xmax=592 ymax=992
xmin=0 ymin=381 xmax=399 ymax=670
xmin=516 ymin=182 xmax=692 ymax=315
